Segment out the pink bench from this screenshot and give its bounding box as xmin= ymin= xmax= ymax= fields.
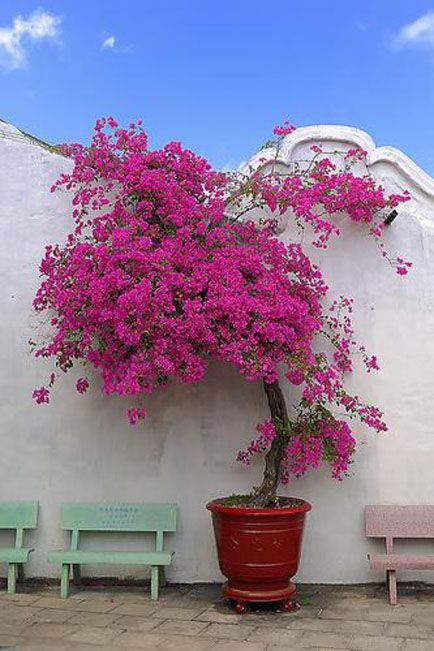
xmin=365 ymin=505 xmax=434 ymax=605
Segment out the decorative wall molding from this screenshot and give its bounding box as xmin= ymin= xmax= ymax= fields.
xmin=2 ymin=118 xmax=434 ymax=198
xmin=241 ymin=125 xmax=434 ymax=199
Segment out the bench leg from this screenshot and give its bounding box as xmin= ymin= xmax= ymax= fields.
xmin=387 ymin=570 xmax=397 ymax=605
xmin=60 ymin=564 xmax=70 ymax=599
xmin=17 ymin=563 xmax=25 ymax=582
xmin=7 ymin=564 xmax=17 ymax=594
xmin=151 ymin=566 xmax=159 ymax=601
xmin=159 ymin=566 xmax=167 ymax=589
xmin=72 ymin=564 xmax=82 ymax=586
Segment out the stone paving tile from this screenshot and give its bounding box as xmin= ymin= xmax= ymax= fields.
xmin=67 ymin=589 xmax=118 ymax=600
xmin=178 ymin=584 xmax=222 ymax=600
xmin=0 ymin=605 xmax=40 ymax=622
xmin=67 ymin=610 xmax=119 ymax=627
xmin=320 ymin=604 xmax=413 ymax=623
xmin=16 ymin=644 xmax=92 ymax=651
xmin=64 ymin=596 xmax=121 ymax=612
xmin=67 ymin=590 xmax=124 ymax=600
xmin=349 ymin=634 xmax=405 ymax=650
xmin=20 ymin=621 xmax=77 ymax=638
xmin=66 ymin=624 xmax=123 ymax=645
xmin=27 ymin=607 xmax=76 ymax=623
xmin=0 ymin=633 xmax=25 ymax=647
xmin=195 ymin=607 xmax=240 ymax=624
xmin=0 ymin=592 xmax=41 ymax=605
xmin=0 ymin=620 xmax=29 ymax=636
xmin=156 ymin=634 xmax=217 ymax=651
xmin=15 ymin=642 xmax=78 ymax=651
xmin=384 ymin=622 xmax=434 ymax=639
xmin=316 ymin=605 xmax=375 ymax=621
xmin=287 ymin=617 xmax=386 ymax=636
xmin=363 ymin=608 xmax=415 ymax=624
xmin=16 ymin=642 xmax=134 ymax=651
xmin=105 ymin=646 xmax=164 ymax=651
xmin=200 ymin=622 xmax=258 ymax=640
xmin=109 ymin=614 xmax=162 ymax=632
xmin=31 ymin=595 xmax=86 ymax=610
xmin=402 ymin=640 xmax=434 ymax=651
xmin=396 ymin=598 xmax=434 ymax=607
xmin=152 ymin=605 xmax=208 ymax=620
xmin=109 ymin=602 xmax=159 ymax=617
xmin=410 ymin=610 xmax=434 ymax=627
xmin=246 ymin=627 xmax=302 ymax=644
xmin=237 ymin=611 xmax=304 ymax=628
xmin=270 ymin=647 xmax=349 ymax=651
xmin=263 ymin=644 xmax=306 ymax=651
xmin=211 ymin=642 xmax=267 ymax=651
xmin=114 ymin=631 xmax=164 ymax=648
xmin=152 ymin=619 xmax=210 ymax=636
xmin=88 ymin=590 xmax=154 ymax=603
xmin=299 ymin=630 xmax=352 ymax=648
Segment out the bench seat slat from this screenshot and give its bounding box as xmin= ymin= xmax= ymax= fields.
xmin=47 ymin=550 xmax=173 ymax=566
xmin=369 ymin=554 xmax=434 ymax=571
xmin=0 ymin=548 xmax=34 ymax=563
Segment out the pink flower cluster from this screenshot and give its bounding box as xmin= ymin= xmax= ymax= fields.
xmin=32 ymin=387 xmax=50 ymax=404
xmin=32 ymin=117 xmax=411 ymax=484
xmin=76 ymin=378 xmax=89 ymax=394
xmin=250 ymin=156 xmax=411 ymax=255
xmin=282 ymin=418 xmax=356 ymax=481
xmin=237 ymin=420 xmax=277 ymax=464
xmin=273 ymin=121 xmax=296 ymax=137
xmin=127 ymin=407 xmax=147 ymax=426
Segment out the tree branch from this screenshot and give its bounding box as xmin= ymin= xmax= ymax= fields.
xmin=247 ymin=379 xmax=290 ymax=507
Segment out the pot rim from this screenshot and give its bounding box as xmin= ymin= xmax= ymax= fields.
xmin=206 ymin=497 xmax=312 ymax=517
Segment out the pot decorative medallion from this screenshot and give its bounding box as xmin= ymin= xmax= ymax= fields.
xmin=207 ymin=498 xmax=311 ymax=613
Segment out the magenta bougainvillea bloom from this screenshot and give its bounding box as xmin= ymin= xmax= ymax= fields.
xmin=32 ymin=118 xmax=410 ymax=506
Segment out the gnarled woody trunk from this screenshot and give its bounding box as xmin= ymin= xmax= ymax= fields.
xmin=247 ymin=379 xmax=290 ymax=507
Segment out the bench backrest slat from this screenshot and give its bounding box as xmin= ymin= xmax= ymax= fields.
xmin=0 ymin=502 xmax=38 ymax=529
xmin=365 ymin=505 xmax=434 ymax=539
xmin=60 ymin=503 xmax=177 ymax=532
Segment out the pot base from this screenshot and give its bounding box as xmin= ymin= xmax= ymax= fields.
xmin=223 ymin=581 xmax=298 ymax=612
xmin=223 ymin=580 xmax=296 ymax=603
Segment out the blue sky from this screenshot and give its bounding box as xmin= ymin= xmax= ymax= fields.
xmin=1 ymin=1 xmax=434 ymax=173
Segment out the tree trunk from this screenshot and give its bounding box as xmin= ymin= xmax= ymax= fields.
xmin=246 ymin=379 xmax=290 ymax=507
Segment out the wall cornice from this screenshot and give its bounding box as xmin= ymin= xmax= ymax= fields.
xmin=241 ymin=125 xmax=434 ymax=199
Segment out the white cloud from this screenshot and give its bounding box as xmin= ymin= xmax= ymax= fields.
xmin=102 ymin=35 xmax=116 ymax=50
xmin=101 ymin=35 xmax=132 ymax=54
xmin=395 ymin=11 xmax=434 ymax=47
xmin=0 ymin=7 xmax=61 ymax=71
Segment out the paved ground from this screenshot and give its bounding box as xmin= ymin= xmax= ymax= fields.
xmin=0 ymin=582 xmax=433 ymax=650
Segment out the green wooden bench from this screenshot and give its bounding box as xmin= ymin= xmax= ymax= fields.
xmin=0 ymin=501 xmax=38 ymax=594
xmin=48 ymin=502 xmax=177 ymax=599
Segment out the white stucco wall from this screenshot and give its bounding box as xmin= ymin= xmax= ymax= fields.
xmin=1 ymin=119 xmax=434 ymax=585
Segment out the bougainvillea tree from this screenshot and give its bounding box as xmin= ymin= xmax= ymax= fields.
xmin=31 ymin=118 xmax=410 ymax=506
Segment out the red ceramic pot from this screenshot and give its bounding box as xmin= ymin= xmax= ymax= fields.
xmin=207 ymin=498 xmax=311 ymax=612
